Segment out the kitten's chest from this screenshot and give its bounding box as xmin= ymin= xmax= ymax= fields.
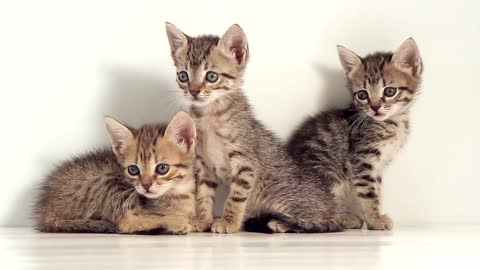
xmin=195 ymin=116 xmax=233 ymax=179
xmin=372 ymin=122 xmax=409 ymax=173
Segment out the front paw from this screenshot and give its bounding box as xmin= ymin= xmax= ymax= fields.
xmin=211 ymin=218 xmax=241 ymax=234
xmin=366 ymin=214 xmax=393 ymax=230
xmin=191 ymin=218 xmax=212 ymax=232
xmin=116 ymin=210 xmax=141 ymax=234
xmin=167 ymin=220 xmax=192 ymax=235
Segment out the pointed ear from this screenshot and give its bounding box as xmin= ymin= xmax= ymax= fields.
xmin=337 ymin=45 xmax=362 ymax=79
xmin=165 ymin=111 xmax=197 ymax=153
xmin=104 ymin=117 xmax=134 ymax=157
xmin=165 ymin=22 xmax=190 ymax=58
xmin=392 ymin=38 xmax=422 ymax=77
xmin=218 ymin=24 xmax=248 ymax=65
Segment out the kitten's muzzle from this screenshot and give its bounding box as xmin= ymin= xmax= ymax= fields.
xmin=189 ymin=89 xmax=200 ymax=97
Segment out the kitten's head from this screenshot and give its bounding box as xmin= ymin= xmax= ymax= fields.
xmin=104 ymin=111 xmax=196 ymax=199
xmin=165 ymin=22 xmax=248 ymax=107
xmin=337 ymin=38 xmax=423 ymax=121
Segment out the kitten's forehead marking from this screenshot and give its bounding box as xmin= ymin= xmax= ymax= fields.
xmin=186 ymin=35 xmax=220 ymax=67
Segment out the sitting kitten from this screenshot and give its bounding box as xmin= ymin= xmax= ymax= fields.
xmin=165 ymin=23 xmax=362 ymax=233
xmin=287 ymin=39 xmax=423 ymax=230
xmin=34 ymin=112 xmax=197 ymax=234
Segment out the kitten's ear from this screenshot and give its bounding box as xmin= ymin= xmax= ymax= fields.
xmin=337 ymin=45 xmax=362 ymax=79
xmin=165 ymin=111 xmax=197 ymax=154
xmin=218 ymin=24 xmax=248 ymax=65
xmin=392 ymin=38 xmax=422 ymax=77
xmin=104 ymin=117 xmax=134 ymax=157
xmin=165 ymin=22 xmax=190 ymax=58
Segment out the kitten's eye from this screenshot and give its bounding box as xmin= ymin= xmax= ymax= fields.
xmin=384 ymin=87 xmax=397 ymax=97
xmin=356 ymin=90 xmax=369 ymax=101
xmin=127 ymin=165 xmax=140 ymax=176
xmin=205 ymin=71 xmax=219 ymax=83
xmin=156 ymin=164 xmax=170 ymax=175
xmin=177 ymin=71 xmax=189 ymax=83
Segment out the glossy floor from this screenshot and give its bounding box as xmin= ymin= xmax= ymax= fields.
xmin=1 ymin=226 xmax=479 ymax=269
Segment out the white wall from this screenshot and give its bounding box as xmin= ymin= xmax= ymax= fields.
xmin=1 ymin=0 xmax=479 ymax=227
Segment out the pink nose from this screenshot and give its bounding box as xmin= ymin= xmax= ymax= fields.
xmin=189 ymin=89 xmax=200 ymax=97
xmin=141 ymin=183 xmax=152 ymax=191
xmin=370 ymin=105 xmax=381 ymax=112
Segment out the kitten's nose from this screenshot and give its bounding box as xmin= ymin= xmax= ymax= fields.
xmin=141 ymin=183 xmax=152 ymax=191
xmin=370 ymin=105 xmax=381 ymax=112
xmin=189 ymin=89 xmax=200 ymax=97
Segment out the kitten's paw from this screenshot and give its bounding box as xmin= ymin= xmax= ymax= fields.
xmin=116 ymin=211 xmax=141 ymax=234
xmin=167 ymin=222 xmax=192 ymax=235
xmin=267 ymin=219 xmax=289 ymax=233
xmin=367 ymin=214 xmax=393 ymax=230
xmin=211 ymin=218 xmax=241 ymax=234
xmin=191 ymin=218 xmax=212 ymax=232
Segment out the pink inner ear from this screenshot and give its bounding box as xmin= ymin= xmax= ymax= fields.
xmin=230 ymin=38 xmax=246 ymax=64
xmin=176 ymin=127 xmax=193 ymax=152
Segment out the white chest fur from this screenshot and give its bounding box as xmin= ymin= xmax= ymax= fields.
xmin=195 ymin=116 xmax=232 ymax=180
xmin=373 ymin=121 xmax=409 ymax=174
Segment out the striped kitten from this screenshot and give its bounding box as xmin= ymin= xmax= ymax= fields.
xmin=287 ymin=39 xmax=423 ymax=230
xmin=165 ymin=23 xmax=360 ymax=233
xmin=34 ymin=112 xmax=197 ymax=234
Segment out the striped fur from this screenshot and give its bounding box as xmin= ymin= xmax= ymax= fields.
xmin=34 ymin=112 xmax=197 ymax=234
xmin=166 ymin=23 xmax=355 ymax=234
xmin=287 ymin=39 xmax=423 ymax=230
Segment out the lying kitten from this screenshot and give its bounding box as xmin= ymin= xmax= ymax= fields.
xmin=287 ymin=39 xmax=423 ymax=230
xmin=165 ymin=23 xmax=362 ymax=233
xmin=34 ymin=112 xmax=197 ymax=234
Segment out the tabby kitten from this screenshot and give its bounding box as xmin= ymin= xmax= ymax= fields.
xmin=287 ymin=38 xmax=423 ymax=230
xmin=165 ymin=23 xmax=362 ymax=233
xmin=34 ymin=112 xmax=197 ymax=234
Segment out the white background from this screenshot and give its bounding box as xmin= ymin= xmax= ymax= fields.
xmin=0 ymin=0 xmax=479 ymax=227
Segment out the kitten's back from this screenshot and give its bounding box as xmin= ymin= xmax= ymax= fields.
xmin=34 ymin=148 xmax=133 ymax=233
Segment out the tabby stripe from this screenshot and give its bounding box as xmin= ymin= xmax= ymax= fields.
xmin=221 ymin=73 xmax=236 ymax=79
xmin=360 ymin=175 xmax=375 ymax=182
xmin=360 ymin=163 xmax=373 ymax=170
xmin=376 ymin=176 xmax=382 ymax=183
xmin=199 ymin=179 xmax=218 ymax=188
xmin=228 ymin=151 xmax=244 ymax=159
xmin=398 ymin=97 xmax=412 ymax=103
xmin=232 ymin=178 xmax=251 ymax=189
xmin=172 ymin=163 xmax=189 ymax=169
xmin=357 ymin=192 xmax=377 ymax=199
xmin=384 ymin=119 xmax=398 ymax=126
xmin=237 ymin=166 xmax=253 ymax=175
xmin=231 ymin=196 xmax=248 ymax=203
xmin=170 ymin=194 xmax=191 ymax=200
xmin=354 ymin=182 xmax=369 ymax=187
xmin=357 ymin=148 xmax=381 ymax=157
xmin=166 ymin=174 xmax=186 ymax=180
xmin=398 ymin=86 xmax=414 ymax=94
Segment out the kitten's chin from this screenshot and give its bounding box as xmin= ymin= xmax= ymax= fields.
xmin=135 ymin=184 xmax=171 ymax=199
xmin=369 ymin=113 xmax=390 ymax=121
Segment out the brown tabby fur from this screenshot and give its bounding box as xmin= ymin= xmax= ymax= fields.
xmin=166 ymin=23 xmax=362 ymax=233
xmin=287 ymin=39 xmax=423 ymax=230
xmin=34 ymin=112 xmax=197 ymax=234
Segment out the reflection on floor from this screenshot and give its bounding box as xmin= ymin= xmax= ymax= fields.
xmin=1 ymin=226 xmax=479 ymax=269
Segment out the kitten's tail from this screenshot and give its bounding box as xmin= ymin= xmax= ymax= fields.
xmin=37 ymin=220 xmax=117 ymax=234
xmin=244 ymin=212 xmax=343 ymax=234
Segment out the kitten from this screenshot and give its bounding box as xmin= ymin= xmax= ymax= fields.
xmin=287 ymin=39 xmax=423 ymax=230
xmin=34 ymin=112 xmax=197 ymax=234
xmin=165 ymin=23 xmax=362 ymax=233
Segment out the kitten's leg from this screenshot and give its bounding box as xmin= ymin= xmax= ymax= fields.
xmin=192 ymin=157 xmax=217 ymax=232
xmin=211 ymin=154 xmax=255 ymax=234
xmin=333 ymin=212 xmax=364 ymax=229
xmin=117 ymin=209 xmax=191 ymax=235
xmin=353 ymin=175 xmax=392 ymax=230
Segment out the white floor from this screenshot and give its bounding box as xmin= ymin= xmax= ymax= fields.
xmin=1 ymin=226 xmax=479 ymax=270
